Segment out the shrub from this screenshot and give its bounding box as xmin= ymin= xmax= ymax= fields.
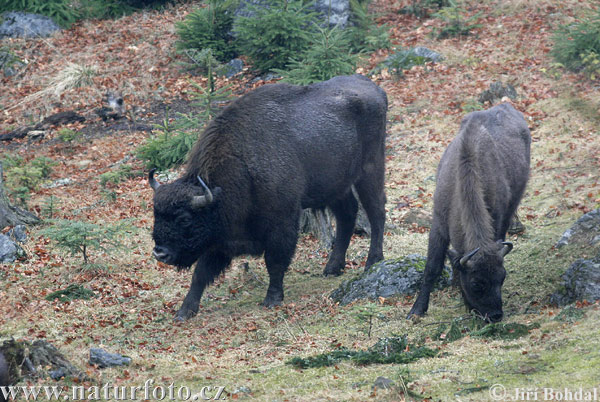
xmin=400 ymin=0 xmax=450 ymax=19
xmin=78 ymin=0 xmax=136 ymax=20
xmin=552 ymin=9 xmax=600 ymax=76
xmin=432 ymin=0 xmax=481 ymax=39
xmin=136 ymin=111 xmax=203 ymax=171
xmin=235 ymin=0 xmax=319 ymax=73
xmin=40 ymin=219 xmax=134 ymax=264
xmin=3 ymin=156 xmax=55 ymax=205
xmin=346 ymin=0 xmax=390 ymax=53
xmin=99 ymin=164 xmax=137 ymax=188
xmin=57 ymin=128 xmax=83 ymax=143
xmin=373 ymin=48 xmax=428 ymax=77
xmin=277 ymin=25 xmax=358 ymax=85
xmin=176 ymin=0 xmax=238 ymax=63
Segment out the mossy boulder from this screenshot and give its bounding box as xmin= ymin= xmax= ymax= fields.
xmin=330 ymin=254 xmax=452 ymax=305
xmin=555 ymin=208 xmax=600 ymax=250
xmin=550 ymin=253 xmax=600 ymax=306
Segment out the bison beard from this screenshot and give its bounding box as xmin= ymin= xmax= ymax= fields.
xmin=149 ymin=75 xmax=388 ymax=320
xmin=407 ymin=103 xmax=530 ymax=322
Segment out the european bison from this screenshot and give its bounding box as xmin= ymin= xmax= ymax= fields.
xmin=408 ymin=103 xmax=530 ymax=322
xmin=149 ymin=75 xmax=387 ymax=320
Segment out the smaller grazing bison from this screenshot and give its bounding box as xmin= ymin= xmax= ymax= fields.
xmin=407 ymin=103 xmax=530 ymax=322
xmin=149 ymin=75 xmax=387 ymax=320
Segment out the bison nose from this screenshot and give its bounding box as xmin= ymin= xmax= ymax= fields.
xmin=152 ymin=246 xmax=169 ymax=262
xmin=489 ymin=312 xmax=503 ymax=323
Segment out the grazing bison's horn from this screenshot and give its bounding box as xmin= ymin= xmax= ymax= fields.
xmin=191 ymin=176 xmax=214 ymax=209
xmin=460 ymin=247 xmax=480 ymax=267
xmin=498 ymin=241 xmax=513 ymax=258
xmin=148 ymin=169 xmax=160 ymax=191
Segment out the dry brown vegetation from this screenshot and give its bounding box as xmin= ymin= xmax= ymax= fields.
xmin=1 ymin=0 xmax=599 ymax=400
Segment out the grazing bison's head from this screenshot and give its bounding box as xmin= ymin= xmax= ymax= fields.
xmin=149 ymin=170 xmax=222 ymax=269
xmin=448 ymin=241 xmax=513 ymax=323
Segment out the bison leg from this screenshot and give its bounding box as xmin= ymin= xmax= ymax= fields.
xmin=355 ymin=171 xmax=385 ymax=269
xmin=323 ymin=192 xmax=359 ymax=276
xmin=407 ymin=222 xmax=449 ymax=319
xmin=262 ymin=228 xmax=298 ymax=307
xmin=176 ymin=252 xmax=231 ymax=321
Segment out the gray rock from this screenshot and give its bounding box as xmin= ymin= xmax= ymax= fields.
xmin=550 ymin=254 xmax=600 ymax=306
xmin=313 ymin=0 xmax=350 ymax=28
xmin=234 ymin=0 xmax=350 ymax=28
xmin=89 ymin=348 xmax=131 ymax=368
xmin=0 ymin=234 xmax=20 ymax=263
xmin=556 ymin=209 xmax=600 ymax=249
xmin=330 ymin=254 xmax=452 ymax=305
xmin=7 ymin=225 xmax=27 ymax=243
xmin=42 ymin=178 xmax=73 ymax=189
xmin=373 ymin=376 xmax=394 ymax=390
xmin=232 ymin=386 xmax=251 ymax=395
xmin=412 ymin=46 xmax=444 ymax=63
xmin=224 ymin=58 xmax=244 ymax=78
xmin=49 ymin=367 xmax=67 ymax=380
xmin=478 ymin=81 xmax=518 ymax=104
xmin=0 ymin=12 xmax=61 ymax=39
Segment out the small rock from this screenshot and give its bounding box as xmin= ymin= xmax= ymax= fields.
xmin=0 ymin=12 xmax=61 ymax=39
xmin=0 ymin=234 xmax=21 ymax=263
xmin=478 ymin=82 xmax=518 ymax=104
xmin=42 ymin=178 xmax=73 ymax=189
xmin=313 ymin=0 xmax=350 ymax=28
xmin=75 ymin=160 xmax=92 ymax=169
xmin=49 ymin=367 xmax=67 ymax=380
xmin=27 ymin=130 xmax=45 ymax=139
xmin=412 ymin=46 xmax=444 ymax=62
xmin=373 ymin=376 xmax=394 ymax=390
xmin=556 ymin=209 xmax=600 ymax=249
xmin=224 ymin=58 xmax=244 ymax=78
xmin=550 ymin=254 xmax=600 ymax=306
xmin=233 ymin=386 xmax=251 ymax=395
xmin=89 ymin=348 xmax=131 ymax=368
xmin=7 ymin=225 xmax=27 ymax=243
xmin=401 ymin=208 xmax=432 ymax=228
xmin=330 ymin=254 xmax=452 ymax=305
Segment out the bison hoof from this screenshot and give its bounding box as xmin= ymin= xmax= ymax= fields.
xmin=175 ymin=307 xmax=198 ymax=321
xmin=406 ymin=306 xmax=426 ymax=320
xmin=261 ymin=297 xmax=282 ymax=308
xmin=323 ymin=265 xmax=343 ymax=277
xmin=365 ymin=256 xmax=383 ymax=270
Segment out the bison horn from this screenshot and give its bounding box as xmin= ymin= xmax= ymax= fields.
xmin=191 ymin=176 xmax=214 ymax=208
xmin=498 ymin=241 xmax=513 ymax=258
xmin=460 ymin=247 xmax=480 ymax=267
xmin=148 ymin=169 xmax=160 ymax=191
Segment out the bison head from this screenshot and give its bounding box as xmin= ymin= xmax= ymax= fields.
xmin=448 ymin=241 xmax=512 ymax=322
xmin=149 ymin=170 xmax=222 ymax=269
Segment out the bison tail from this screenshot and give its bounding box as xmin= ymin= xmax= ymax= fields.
xmin=457 ymin=134 xmax=494 ymax=249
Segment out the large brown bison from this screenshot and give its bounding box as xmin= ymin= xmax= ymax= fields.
xmin=407 ymin=103 xmax=530 ymax=322
xmin=149 ymin=75 xmax=387 ymax=320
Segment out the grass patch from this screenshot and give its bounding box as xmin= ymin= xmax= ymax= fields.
xmin=45 ymin=284 xmax=95 ymax=302
xmin=287 ymin=336 xmax=437 ymax=369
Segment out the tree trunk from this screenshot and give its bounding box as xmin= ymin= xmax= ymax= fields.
xmin=0 ymin=162 xmax=40 ymax=230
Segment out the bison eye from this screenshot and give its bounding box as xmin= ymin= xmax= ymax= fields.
xmin=175 ymin=213 xmax=192 ymax=227
xmin=471 ymin=280 xmax=485 ymax=293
